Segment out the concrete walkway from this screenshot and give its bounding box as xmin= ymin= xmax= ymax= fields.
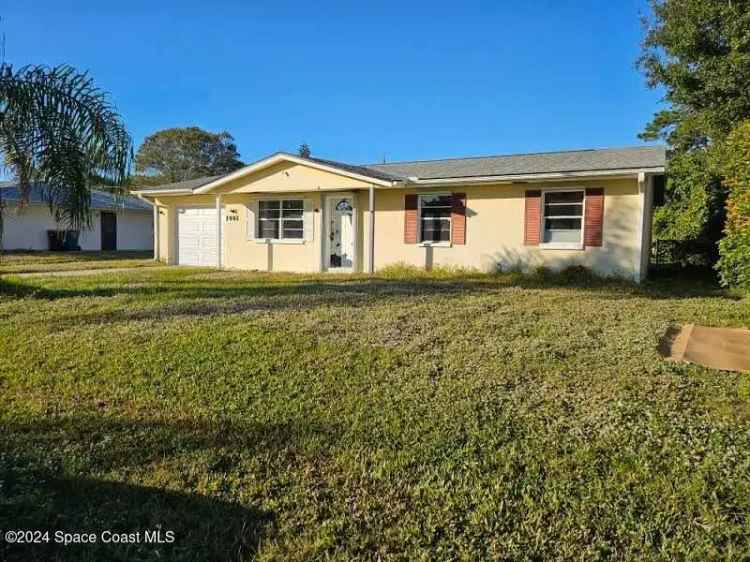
xmin=8 ymin=266 xmax=175 ymax=278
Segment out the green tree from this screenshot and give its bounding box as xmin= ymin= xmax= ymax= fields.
xmin=717 ymin=121 xmax=750 ymax=288
xmin=298 ymin=143 xmax=311 ymax=159
xmin=639 ymin=0 xmax=750 ymax=243
xmin=135 ymin=127 xmax=244 ymax=184
xmin=0 ymin=64 xmax=132 ymax=244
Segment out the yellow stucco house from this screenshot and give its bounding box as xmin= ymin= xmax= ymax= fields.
xmin=133 ymin=146 xmax=665 ymax=282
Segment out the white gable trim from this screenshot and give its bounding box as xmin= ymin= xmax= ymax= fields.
xmin=192 ymin=153 xmax=394 ymax=194
xmin=132 ymin=188 xmax=193 ymax=196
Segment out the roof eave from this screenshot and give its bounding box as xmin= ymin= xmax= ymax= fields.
xmin=2 ymin=197 xmax=152 ymax=212
xmin=132 ymin=188 xmax=194 ymax=196
xmin=402 ymin=166 xmax=666 ymax=187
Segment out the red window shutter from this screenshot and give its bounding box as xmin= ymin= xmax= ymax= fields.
xmin=584 ymin=188 xmax=604 ymax=247
xmin=404 ymin=194 xmax=418 ymax=244
xmin=451 ymin=193 xmax=466 ymax=245
xmin=524 ymin=190 xmax=542 ymax=245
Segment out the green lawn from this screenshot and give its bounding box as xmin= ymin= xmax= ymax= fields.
xmin=0 ymin=251 xmax=155 ymax=274
xmin=1 ymin=267 xmax=749 ymax=561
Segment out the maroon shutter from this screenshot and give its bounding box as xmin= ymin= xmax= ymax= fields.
xmin=451 ymin=193 xmax=466 ymax=245
xmin=524 ymin=190 xmax=542 ymax=245
xmin=584 ymin=188 xmax=604 ymax=247
xmin=404 ymin=194 xmax=418 ymax=244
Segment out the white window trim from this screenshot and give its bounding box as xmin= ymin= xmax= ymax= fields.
xmin=417 ymin=193 xmax=453 ymax=245
xmin=539 ymin=188 xmax=586 ymax=250
xmin=256 ymin=197 xmax=306 ymax=244
xmin=254 ymin=238 xmax=305 ymax=245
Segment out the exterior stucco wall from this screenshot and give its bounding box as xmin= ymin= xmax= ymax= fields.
xmin=372 ymin=178 xmax=642 ymax=279
xmin=115 ymin=212 xmax=154 ymax=250
xmin=153 ymin=193 xmax=325 ymax=271
xmin=151 ymin=161 xmax=377 ymax=269
xmin=222 ymin=192 xmax=323 ymax=272
xmin=2 ymin=205 xmax=152 ymax=251
xmin=148 ymin=172 xmax=644 ymax=279
xmin=154 ymin=203 xmax=170 ymax=261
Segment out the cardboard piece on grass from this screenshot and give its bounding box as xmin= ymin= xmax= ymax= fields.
xmin=661 ymin=324 xmax=750 ymax=374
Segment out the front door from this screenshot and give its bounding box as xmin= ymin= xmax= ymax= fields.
xmin=326 ymin=196 xmax=355 ymax=271
xmin=101 ymin=212 xmax=117 ymax=251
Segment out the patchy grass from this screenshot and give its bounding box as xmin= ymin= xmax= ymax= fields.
xmin=0 ymin=251 xmax=155 ymax=274
xmin=1 ymin=267 xmax=749 ymax=561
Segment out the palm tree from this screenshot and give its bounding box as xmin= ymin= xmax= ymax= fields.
xmin=0 ymin=64 xmax=132 ymax=247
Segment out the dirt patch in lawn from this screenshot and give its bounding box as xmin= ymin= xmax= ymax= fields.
xmin=661 ymin=323 xmax=750 ymax=373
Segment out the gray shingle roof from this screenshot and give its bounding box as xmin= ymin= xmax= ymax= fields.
xmin=0 ymin=182 xmax=152 ymax=211
xmin=133 ymin=175 xmax=224 ymax=193
xmin=130 ymin=146 xmax=666 ymax=194
xmin=306 ymin=156 xmax=403 ymax=182
xmin=364 ymin=146 xmax=666 ymax=180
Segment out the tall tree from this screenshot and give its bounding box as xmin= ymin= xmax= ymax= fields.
xmin=135 ymin=127 xmax=244 ymax=184
xmin=717 ymin=120 xmax=750 ymax=288
xmin=638 ymin=0 xmax=750 ymax=243
xmin=298 ymin=143 xmax=311 ymax=159
xmin=0 ymin=64 xmax=132 ymax=243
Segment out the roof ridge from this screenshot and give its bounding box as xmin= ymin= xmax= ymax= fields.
xmin=365 ymin=145 xmax=663 ymax=168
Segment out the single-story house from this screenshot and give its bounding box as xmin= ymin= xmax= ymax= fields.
xmin=1 ymin=182 xmax=153 ymax=251
xmin=133 ymin=146 xmax=665 ymax=281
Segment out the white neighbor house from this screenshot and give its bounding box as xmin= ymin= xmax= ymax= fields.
xmin=1 ymin=182 xmax=153 ymax=251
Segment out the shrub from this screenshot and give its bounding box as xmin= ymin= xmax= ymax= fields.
xmin=532 ymin=265 xmax=553 ymax=279
xmin=717 ymin=121 xmax=750 ymax=288
xmin=717 ymin=229 xmax=750 ymax=288
xmin=558 ymin=264 xmax=599 ymax=283
xmin=652 ymin=150 xmax=720 ymax=241
xmin=377 ymin=262 xmax=480 ymax=280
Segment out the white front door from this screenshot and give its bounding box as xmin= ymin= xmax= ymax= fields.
xmin=326 ymin=196 xmax=355 ymax=271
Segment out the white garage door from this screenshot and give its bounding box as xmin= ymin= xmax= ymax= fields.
xmin=177 ymin=207 xmax=219 ymax=266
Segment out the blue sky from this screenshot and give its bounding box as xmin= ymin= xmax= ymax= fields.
xmin=4 ymin=0 xmax=663 ymax=166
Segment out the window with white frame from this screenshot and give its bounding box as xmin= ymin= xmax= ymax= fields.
xmin=419 ymin=194 xmax=452 ymax=243
xmin=542 ymin=190 xmax=584 ymax=245
xmin=258 ymin=199 xmax=304 ymax=239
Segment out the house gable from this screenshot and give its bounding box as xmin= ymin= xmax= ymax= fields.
xmin=213 ymin=160 xmax=380 ymax=194
xmin=173 ymin=153 xmax=396 ymax=196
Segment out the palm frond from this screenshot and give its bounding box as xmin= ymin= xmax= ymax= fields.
xmin=0 ymin=63 xmax=132 ymax=233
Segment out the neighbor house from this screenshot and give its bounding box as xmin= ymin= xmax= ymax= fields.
xmin=1 ymin=182 xmax=153 ymax=251
xmin=133 ymin=146 xmax=665 ymax=281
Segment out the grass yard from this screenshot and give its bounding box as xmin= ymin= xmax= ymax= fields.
xmin=0 ymin=250 xmax=155 ymax=274
xmin=1 ymin=266 xmax=749 ymax=561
